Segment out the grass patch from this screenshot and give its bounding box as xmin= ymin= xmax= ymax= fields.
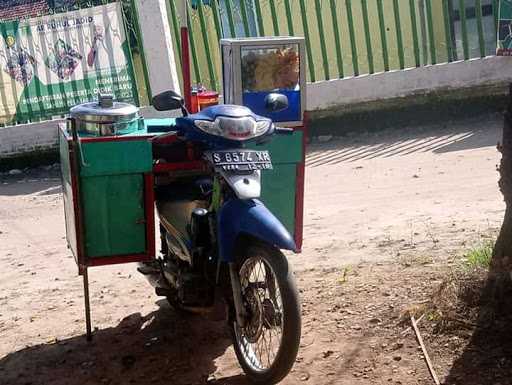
xmin=337 ymin=266 xmax=351 ymax=284
xmin=464 ymin=241 xmax=494 ymax=269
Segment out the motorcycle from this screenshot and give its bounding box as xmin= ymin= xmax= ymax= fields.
xmin=137 ymin=90 xmax=301 ymax=384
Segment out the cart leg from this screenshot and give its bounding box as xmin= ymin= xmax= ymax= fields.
xmin=82 ymin=267 xmax=92 ymax=341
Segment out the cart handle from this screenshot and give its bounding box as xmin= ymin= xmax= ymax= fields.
xmin=69 ymin=118 xmax=89 ymax=168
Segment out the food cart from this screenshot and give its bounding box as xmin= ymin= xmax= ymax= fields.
xmin=60 ymin=37 xmax=307 ymax=340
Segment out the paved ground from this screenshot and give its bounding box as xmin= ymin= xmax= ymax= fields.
xmin=0 ymin=113 xmax=505 ymax=384
xmin=300 ymin=113 xmax=503 ymax=269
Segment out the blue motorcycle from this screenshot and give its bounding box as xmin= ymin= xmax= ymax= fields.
xmin=138 ymin=90 xmax=301 ymax=384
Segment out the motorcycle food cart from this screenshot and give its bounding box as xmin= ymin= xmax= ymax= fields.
xmin=59 ymin=37 xmax=307 ymax=344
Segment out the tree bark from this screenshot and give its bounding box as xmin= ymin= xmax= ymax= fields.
xmin=491 ymin=84 xmax=512 ymax=281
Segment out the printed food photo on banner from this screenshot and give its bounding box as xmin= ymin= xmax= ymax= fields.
xmin=45 ymin=39 xmax=83 ymax=80
xmin=2 ymin=39 xmax=36 ymax=85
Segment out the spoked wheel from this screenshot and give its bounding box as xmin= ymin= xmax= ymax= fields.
xmin=230 ymin=241 xmax=301 ymax=384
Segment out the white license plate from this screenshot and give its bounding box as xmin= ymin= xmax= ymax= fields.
xmin=210 ymin=150 xmax=273 ymax=171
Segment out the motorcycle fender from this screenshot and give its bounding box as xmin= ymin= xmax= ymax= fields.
xmin=217 ymin=199 xmax=297 ymax=262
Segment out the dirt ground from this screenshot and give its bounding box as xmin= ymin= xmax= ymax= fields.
xmin=0 ymin=114 xmax=507 ymax=384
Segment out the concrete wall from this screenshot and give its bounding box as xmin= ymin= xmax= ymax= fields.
xmin=307 ymin=56 xmax=512 ymax=111
xmin=135 ymin=0 xmax=181 ymax=96
xmin=0 ymin=120 xmax=58 ymax=159
xmin=3 ymin=55 xmax=512 ymax=165
xmin=0 ymin=106 xmax=171 ymax=160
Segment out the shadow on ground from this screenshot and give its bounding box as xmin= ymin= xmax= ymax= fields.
xmin=0 ymin=302 xmax=248 ymax=385
xmin=0 ymin=165 xmax=62 ymax=196
xmin=306 ymin=116 xmax=502 ymax=167
xmin=442 ymin=275 xmax=512 ymax=385
xmin=0 ymin=179 xmax=62 ymax=196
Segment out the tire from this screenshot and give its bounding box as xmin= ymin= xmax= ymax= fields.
xmin=230 ymin=241 xmax=301 ymax=385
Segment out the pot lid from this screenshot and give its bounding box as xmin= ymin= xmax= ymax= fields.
xmin=70 ymin=94 xmax=139 ymax=123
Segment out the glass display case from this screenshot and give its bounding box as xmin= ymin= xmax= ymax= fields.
xmin=221 ymin=37 xmax=305 ymax=126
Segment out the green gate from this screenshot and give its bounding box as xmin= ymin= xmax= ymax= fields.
xmin=168 ymin=0 xmax=500 ymax=91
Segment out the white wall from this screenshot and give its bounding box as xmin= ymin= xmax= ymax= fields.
xmin=3 ymin=56 xmax=512 ymax=160
xmin=134 ymin=0 xmax=181 ymax=97
xmin=0 ymin=121 xmax=59 ymax=159
xmin=307 ymin=56 xmax=512 ymax=111
xmin=0 ymin=106 xmax=171 ymax=159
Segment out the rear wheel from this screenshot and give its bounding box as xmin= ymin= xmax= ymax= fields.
xmin=230 ymin=241 xmax=301 ymax=384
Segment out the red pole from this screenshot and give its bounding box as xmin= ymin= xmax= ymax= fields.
xmin=181 ymin=26 xmax=192 ymax=111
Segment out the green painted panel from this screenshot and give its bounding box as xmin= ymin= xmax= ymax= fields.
xmin=260 ymin=164 xmax=297 ymax=235
xmin=250 ymin=131 xmax=303 ymax=164
xmin=249 ymin=130 xmax=303 ymax=235
xmin=81 ymin=174 xmax=146 ymax=258
xmin=80 ymin=140 xmax=152 ymax=177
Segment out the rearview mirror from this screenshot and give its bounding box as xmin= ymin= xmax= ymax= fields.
xmin=264 ymin=93 xmax=289 ymax=113
xmin=152 ymin=90 xmax=184 ymax=111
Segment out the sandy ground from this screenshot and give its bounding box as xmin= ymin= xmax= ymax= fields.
xmin=0 ymin=114 xmax=506 ymax=384
xmin=302 ymin=114 xmax=503 ymax=270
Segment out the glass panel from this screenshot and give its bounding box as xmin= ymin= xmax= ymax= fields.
xmin=241 ymin=44 xmax=300 ymax=92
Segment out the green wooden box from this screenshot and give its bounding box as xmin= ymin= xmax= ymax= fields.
xmin=59 ymin=126 xmax=155 ymax=269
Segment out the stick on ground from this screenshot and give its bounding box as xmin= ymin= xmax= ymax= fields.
xmin=401 ymin=312 xmax=426 ymax=336
xmin=411 ymin=314 xmax=440 ymax=385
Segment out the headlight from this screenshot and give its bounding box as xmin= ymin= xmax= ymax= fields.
xmin=194 ymin=120 xmax=223 ymax=136
xmin=194 ymin=117 xmax=271 ymax=141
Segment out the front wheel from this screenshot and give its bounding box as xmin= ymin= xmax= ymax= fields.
xmin=230 ymin=241 xmax=301 ymax=384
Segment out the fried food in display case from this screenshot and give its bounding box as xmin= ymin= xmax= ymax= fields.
xmin=241 ymin=45 xmax=300 ymax=92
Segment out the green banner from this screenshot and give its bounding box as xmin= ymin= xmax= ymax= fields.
xmin=0 ymin=2 xmax=137 ymax=124
xmin=498 ymin=0 xmax=512 ymax=55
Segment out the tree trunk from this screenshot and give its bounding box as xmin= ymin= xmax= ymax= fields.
xmin=491 ymin=84 xmax=512 ymax=281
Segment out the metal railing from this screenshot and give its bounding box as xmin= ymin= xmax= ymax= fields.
xmin=168 ymin=0 xmax=500 ymax=91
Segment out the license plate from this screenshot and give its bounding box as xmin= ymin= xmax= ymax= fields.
xmin=210 ymin=150 xmax=273 ymax=171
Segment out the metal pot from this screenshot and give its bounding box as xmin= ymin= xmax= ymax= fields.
xmin=70 ymin=94 xmax=142 ymax=136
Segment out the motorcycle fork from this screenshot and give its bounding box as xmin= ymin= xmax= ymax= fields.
xmin=229 ymin=262 xmax=248 ymax=328
xmin=210 ymin=176 xmax=247 ymax=327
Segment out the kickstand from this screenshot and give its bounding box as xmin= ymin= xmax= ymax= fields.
xmin=82 ymin=267 xmax=92 ymax=341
